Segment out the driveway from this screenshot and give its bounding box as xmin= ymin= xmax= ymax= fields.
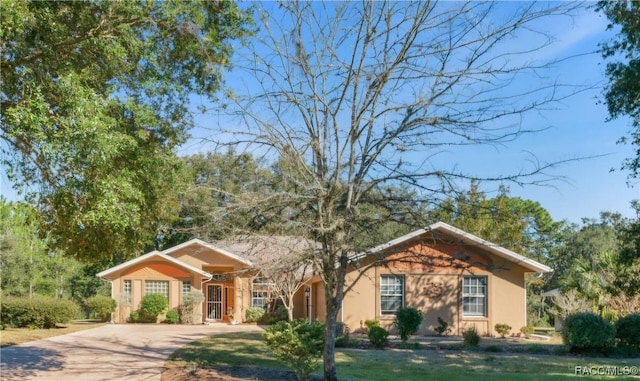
xmin=1 ymin=323 xmax=263 ymax=381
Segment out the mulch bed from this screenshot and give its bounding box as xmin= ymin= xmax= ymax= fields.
xmin=162 ymin=366 xmax=324 ymax=381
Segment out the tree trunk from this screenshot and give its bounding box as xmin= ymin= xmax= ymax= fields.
xmin=323 ymin=304 xmax=339 ymax=381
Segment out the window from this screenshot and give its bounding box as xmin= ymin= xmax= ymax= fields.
xmin=252 ymin=277 xmax=274 ymax=308
xmin=182 ymin=281 xmax=191 ymax=294
xmin=145 ymin=280 xmax=169 ymax=300
xmin=462 ymin=276 xmax=487 ymax=317
xmin=380 ymin=275 xmax=404 ymax=315
xmin=123 ymin=280 xmax=131 ymax=303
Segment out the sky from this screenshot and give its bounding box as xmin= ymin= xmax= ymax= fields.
xmin=1 ymin=2 xmax=638 ymax=225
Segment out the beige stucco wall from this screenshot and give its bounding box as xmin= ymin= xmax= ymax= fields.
xmin=105 ymin=258 xmax=203 ymax=323
xmin=335 ymin=238 xmax=534 ymax=337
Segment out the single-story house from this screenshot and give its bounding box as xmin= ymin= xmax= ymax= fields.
xmin=97 ymin=222 xmax=550 ymax=336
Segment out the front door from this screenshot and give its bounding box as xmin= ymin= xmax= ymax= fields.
xmin=207 ymin=284 xmax=223 ymax=320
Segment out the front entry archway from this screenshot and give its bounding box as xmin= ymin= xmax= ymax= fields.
xmin=206 ymin=283 xmax=234 ymax=321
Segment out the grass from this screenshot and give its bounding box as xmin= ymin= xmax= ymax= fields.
xmin=166 ymin=332 xmax=640 ymax=380
xmin=0 ymin=320 xmax=105 ymax=347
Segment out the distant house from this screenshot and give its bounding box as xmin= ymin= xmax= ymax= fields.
xmin=97 ymin=222 xmax=550 ymax=336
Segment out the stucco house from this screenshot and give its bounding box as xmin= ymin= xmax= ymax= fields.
xmin=97 ymin=222 xmax=550 ymax=336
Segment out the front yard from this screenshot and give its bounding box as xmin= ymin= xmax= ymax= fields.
xmin=163 ymin=332 xmax=640 ymax=380
xmin=0 ymin=320 xmax=105 ymax=347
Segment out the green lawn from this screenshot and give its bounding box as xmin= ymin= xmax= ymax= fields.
xmin=166 ymin=332 xmax=640 ymax=380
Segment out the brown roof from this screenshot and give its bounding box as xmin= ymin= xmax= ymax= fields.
xmin=212 ymin=235 xmax=319 ymax=267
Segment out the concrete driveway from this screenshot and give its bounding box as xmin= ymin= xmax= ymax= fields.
xmin=1 ymin=323 xmax=263 ymax=381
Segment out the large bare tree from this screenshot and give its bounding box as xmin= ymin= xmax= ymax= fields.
xmin=214 ymin=2 xmax=584 ymax=379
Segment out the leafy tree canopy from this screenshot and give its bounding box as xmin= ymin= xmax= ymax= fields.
xmin=597 ymin=0 xmax=640 ymax=178
xmin=0 ymin=0 xmax=253 ymax=260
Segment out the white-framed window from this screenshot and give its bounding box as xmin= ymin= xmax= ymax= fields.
xmin=123 ymin=280 xmax=132 ymax=303
xmin=251 ymin=277 xmax=274 ymax=308
xmin=145 ymin=280 xmax=169 ymax=300
xmin=182 ymin=281 xmax=191 ymax=294
xmin=462 ymin=276 xmax=487 ymax=317
xmin=380 ymin=275 xmax=404 ymax=315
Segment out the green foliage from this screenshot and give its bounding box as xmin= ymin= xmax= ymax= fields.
xmin=394 ymin=307 xmax=423 ymax=342
xmin=520 ymin=326 xmax=535 ymax=337
xmin=0 ymin=0 xmax=253 ymax=261
xmin=364 ymin=319 xmax=380 ymax=331
xmin=368 ymin=326 xmax=389 ymax=348
xmin=597 ymin=1 xmax=640 ymax=178
xmin=139 ymin=294 xmax=168 ymax=322
xmin=1 ymin=297 xmax=80 ymax=328
xmin=562 ymin=312 xmax=616 ymax=354
xmin=263 ymin=320 xmax=325 ymax=381
xmin=463 ymin=326 xmax=481 ymax=347
xmin=334 ymin=322 xmax=350 ymax=348
xmin=494 ymin=323 xmax=512 ymax=338
xmin=485 ymin=345 xmax=503 ymax=353
xmin=434 ymin=317 xmax=451 ymax=336
xmin=0 ymin=200 xmax=79 ymax=299
xmin=245 ymin=306 xmax=266 ymax=323
xmin=84 ymin=295 xmax=116 ymax=322
xmin=179 ymin=291 xmax=204 ymax=324
xmin=129 ymin=311 xmax=142 ymax=323
xmin=615 ymin=313 xmax=640 ymax=351
xmin=164 ymin=309 xmax=180 ymax=324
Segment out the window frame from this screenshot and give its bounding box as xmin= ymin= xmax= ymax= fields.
xmin=462 ymin=276 xmax=487 ymax=317
xmin=380 ymin=274 xmax=404 ymax=316
xmin=144 ymin=280 xmax=170 ymax=302
xmin=123 ymin=279 xmax=132 ymax=304
xmin=182 ymin=280 xmax=191 ymax=294
xmin=251 ymin=276 xmax=274 ymax=308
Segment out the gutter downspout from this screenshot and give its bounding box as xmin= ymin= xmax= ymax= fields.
xmin=200 ymin=273 xmax=214 ymax=323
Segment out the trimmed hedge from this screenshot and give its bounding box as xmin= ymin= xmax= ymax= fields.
xmin=562 ymin=312 xmax=616 ymax=354
xmin=368 ymin=326 xmax=389 ymax=348
xmin=246 ymin=306 xmax=266 ymax=323
xmin=1 ymin=297 xmax=80 ymax=328
xmin=616 ymin=313 xmax=640 ymax=351
xmin=84 ymin=295 xmax=116 ymax=322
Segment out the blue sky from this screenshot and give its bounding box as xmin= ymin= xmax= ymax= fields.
xmin=2 ymin=2 xmax=638 ymax=225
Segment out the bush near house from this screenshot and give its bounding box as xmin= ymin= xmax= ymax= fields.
xmin=1 ymin=297 xmax=80 ymax=328
xmin=463 ymin=326 xmax=480 ymax=347
xmin=246 ymin=306 xmax=266 ymax=323
xmin=394 ymin=307 xmax=423 ymax=342
xmin=364 ymin=319 xmax=380 ymax=332
xmin=368 ymin=326 xmax=389 ymax=348
xmin=130 ymin=294 xmax=168 ymax=323
xmin=84 ymin=295 xmax=116 ymax=322
xmin=263 ymin=319 xmax=325 ymax=381
xmin=334 ymin=322 xmax=350 ymax=347
xmin=164 ymin=308 xmax=180 ymax=324
xmin=494 ymin=323 xmax=512 ymax=338
xmin=179 ymin=291 xmax=204 ymax=324
xmin=562 ymin=312 xmax=616 ymax=354
xmin=615 ymin=313 xmax=640 ymax=352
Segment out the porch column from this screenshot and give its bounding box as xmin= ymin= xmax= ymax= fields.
xmin=234 ymin=276 xmax=243 ymax=322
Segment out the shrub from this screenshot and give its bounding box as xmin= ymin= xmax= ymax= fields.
xmin=129 ymin=310 xmax=142 ymax=323
xmin=246 ymin=306 xmax=266 ymax=323
xmin=368 ymin=326 xmax=389 ymax=348
xmin=463 ymin=326 xmax=480 ymax=347
xmin=433 ymin=317 xmax=451 ymax=336
xmin=485 ymin=344 xmax=503 ymax=352
xmin=164 ymin=308 xmax=179 ymax=324
xmin=1 ymin=297 xmax=79 ymax=328
xmin=263 ymin=319 xmax=325 ymax=381
xmin=84 ymin=295 xmax=116 ymax=322
xmin=520 ymin=325 xmax=534 ymax=338
xmin=364 ymin=319 xmax=380 ymax=331
xmin=335 ymin=322 xmax=350 ymax=348
xmin=562 ymin=312 xmax=616 ymax=354
xmin=494 ymin=323 xmax=512 ymax=338
xmin=179 ymin=291 xmax=204 ymax=324
xmin=615 ymin=313 xmax=640 ymax=351
xmin=140 ymin=294 xmax=168 ymax=322
xmin=394 ymin=307 xmax=423 ymax=341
